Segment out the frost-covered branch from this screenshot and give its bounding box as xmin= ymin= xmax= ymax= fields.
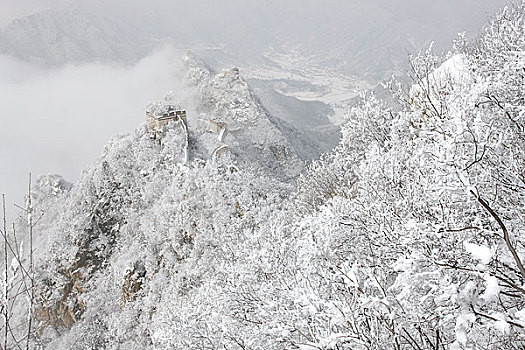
xmin=472 ymin=190 xmax=525 ymax=280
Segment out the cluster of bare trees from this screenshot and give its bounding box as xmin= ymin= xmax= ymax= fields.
xmin=0 ymin=175 xmax=38 ymax=350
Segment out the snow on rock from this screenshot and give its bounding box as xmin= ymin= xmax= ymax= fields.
xmin=181 ymin=52 xmax=305 ymax=178
xmin=409 ymin=53 xmax=472 ymax=116
xmin=410 ymin=54 xmax=470 ymax=95
xmin=185 ymin=55 xmax=261 ymax=129
xmin=183 ymin=51 xmax=212 ymax=87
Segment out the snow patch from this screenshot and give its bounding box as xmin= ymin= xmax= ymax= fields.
xmin=481 ymin=275 xmax=500 ymax=302
xmin=455 ymin=312 xmax=476 ymax=345
xmin=464 ymin=242 xmax=492 ymax=265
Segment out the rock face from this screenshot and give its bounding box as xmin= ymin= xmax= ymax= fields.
xmin=35 ymin=258 xmax=86 ymax=330
xmin=120 ymin=261 xmax=146 ymax=309
xmin=181 ymin=52 xmax=306 ymax=178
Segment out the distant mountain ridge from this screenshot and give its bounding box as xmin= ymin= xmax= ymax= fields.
xmin=0 ymin=0 xmax=509 ymax=81
xmin=0 ymin=8 xmax=151 ymax=66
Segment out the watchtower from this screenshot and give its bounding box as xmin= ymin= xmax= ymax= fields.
xmin=146 ymin=105 xmax=187 ymax=131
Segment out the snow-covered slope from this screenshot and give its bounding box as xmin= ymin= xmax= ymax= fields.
xmin=179 ymin=52 xmax=308 ymax=177
xmin=4 ymin=3 xmax=525 ymax=349
xmin=13 ymin=55 xmax=310 ymax=348
xmin=2 ymin=53 xmax=337 ymax=348
xmin=247 ymin=78 xmax=340 ymax=159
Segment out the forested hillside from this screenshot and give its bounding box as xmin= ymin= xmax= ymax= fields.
xmin=2 ymin=1 xmax=525 ymax=349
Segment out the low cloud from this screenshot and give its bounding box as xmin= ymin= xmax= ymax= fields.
xmin=0 ymin=45 xmax=183 ymax=217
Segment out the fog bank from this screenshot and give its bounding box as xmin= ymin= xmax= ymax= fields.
xmin=0 ymin=46 xmax=182 ymax=216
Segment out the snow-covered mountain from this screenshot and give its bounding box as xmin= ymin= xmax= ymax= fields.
xmin=0 ymin=8 xmax=150 ymax=66
xmin=179 ymin=53 xmax=307 ymax=177
xmin=3 ymin=2 xmax=525 ymax=349
xmin=13 ymin=54 xmax=308 ymax=348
